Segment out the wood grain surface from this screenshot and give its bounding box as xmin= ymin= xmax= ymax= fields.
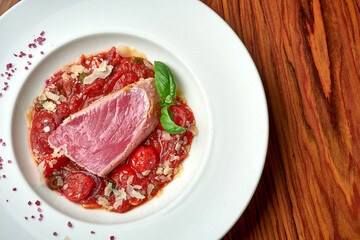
xmin=1 ymin=0 xmax=360 ymax=239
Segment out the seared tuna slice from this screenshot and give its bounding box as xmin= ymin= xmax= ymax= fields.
xmin=48 ymin=78 xmax=161 ymax=177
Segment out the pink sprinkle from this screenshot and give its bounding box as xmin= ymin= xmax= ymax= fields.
xmin=13 ymin=54 xmax=18 ymax=57
xmin=40 ymin=51 xmax=44 ymax=55
xmin=35 ymin=200 xmax=41 ymax=206
xmin=37 ymin=37 xmax=46 ymax=45
xmin=11 ymin=69 xmax=15 ymax=73
xmin=12 ymin=188 xmax=17 ymax=191
xmin=38 ymin=218 xmax=43 ymax=221
xmin=25 ymin=66 xmax=29 ymax=70
xmin=53 ymin=232 xmax=58 ymax=236
xmin=6 ymin=199 xmax=8 ymax=202
xmin=28 ymin=43 xmax=37 ymax=48
xmin=25 ymin=217 xmax=28 ymax=220
xmin=4 ymin=82 xmax=8 ymax=85
xmin=28 ymin=201 xmax=32 ymax=206
xmin=0 ymin=139 xmax=2 ymax=143
xmin=37 ymin=207 xmax=42 ymax=212
xmin=28 ymin=54 xmax=33 ymax=58
xmin=6 ymin=77 xmax=10 ymax=80
xmin=2 ymin=142 xmax=6 ymax=146
xmin=45 ymin=79 xmax=50 ymax=84
xmin=2 ymin=175 xmax=6 ymax=178
xmin=0 ymin=167 xmax=2 ymax=170
xmin=67 ymin=221 xmax=73 ymax=227
xmin=40 ymin=31 xmax=45 ymax=36
xmin=39 ymin=214 xmax=43 ymax=218
xmin=0 ymin=93 xmax=2 ymax=97
xmin=110 ymin=236 xmax=115 ymax=240
xmin=0 ymin=74 xmax=3 ymax=77
xmin=91 ymin=231 xmax=95 ymax=234
xmin=27 ymin=61 xmax=32 ymax=65
xmin=6 ymin=63 xmax=12 ymax=69
xmin=7 ymin=160 xmax=12 ymax=163
xmin=31 ymin=215 xmax=35 ymax=219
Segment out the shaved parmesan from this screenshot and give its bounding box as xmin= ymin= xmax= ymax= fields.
xmin=71 ymin=64 xmax=85 ymax=76
xmin=43 ymin=101 xmax=56 ymax=112
xmin=83 ymin=60 xmax=113 ymax=85
xmin=45 ymin=92 xmax=60 ymax=102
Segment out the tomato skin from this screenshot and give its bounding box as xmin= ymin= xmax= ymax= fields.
xmin=110 ymin=165 xmax=137 ymax=186
xmin=62 ymin=172 xmax=95 ymax=201
xmin=130 ymin=146 xmax=159 ymax=174
xmin=41 ymin=155 xmax=69 ymax=178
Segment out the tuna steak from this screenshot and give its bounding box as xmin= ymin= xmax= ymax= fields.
xmin=48 ymin=78 xmax=161 ymax=177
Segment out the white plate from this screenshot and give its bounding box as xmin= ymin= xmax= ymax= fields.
xmin=0 ymin=0 xmax=268 ymax=239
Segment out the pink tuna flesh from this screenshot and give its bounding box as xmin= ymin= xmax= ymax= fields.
xmin=48 ymin=78 xmax=161 ymax=177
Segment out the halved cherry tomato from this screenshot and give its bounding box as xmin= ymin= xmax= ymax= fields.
xmin=130 ymin=146 xmax=159 ymax=174
xmin=62 ymin=172 xmax=95 ymax=201
xmin=169 ymin=105 xmax=187 ymax=128
xmin=40 ymin=154 xmax=69 ymax=178
xmin=110 ymin=165 xmax=138 ymax=186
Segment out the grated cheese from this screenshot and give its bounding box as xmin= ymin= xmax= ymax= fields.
xmin=48 ymin=160 xmax=57 ymax=168
xmin=70 ymin=64 xmax=85 ymax=76
xmin=83 ymin=60 xmax=113 ymax=85
xmin=38 ymin=93 xmax=47 ymax=101
xmin=43 ymin=126 xmax=50 ymax=133
xmin=43 ymin=101 xmax=56 ymax=112
xmin=45 ymin=91 xmax=60 ymax=102
xmin=156 ymin=167 xmax=163 ymax=175
xmin=62 ymin=72 xmax=70 ymax=81
xmin=97 ymin=196 xmax=110 ymax=208
xmin=104 ymin=182 xmax=113 ymax=197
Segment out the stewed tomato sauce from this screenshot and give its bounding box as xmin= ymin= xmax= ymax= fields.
xmin=28 ymin=47 xmax=197 ymax=213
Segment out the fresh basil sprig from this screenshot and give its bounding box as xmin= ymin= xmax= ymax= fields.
xmin=154 ymin=61 xmax=186 ymax=134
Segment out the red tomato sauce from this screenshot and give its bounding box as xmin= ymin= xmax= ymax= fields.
xmin=28 ymin=47 xmax=197 ymax=213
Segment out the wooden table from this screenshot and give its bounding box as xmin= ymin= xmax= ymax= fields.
xmin=2 ymin=0 xmax=360 ymax=239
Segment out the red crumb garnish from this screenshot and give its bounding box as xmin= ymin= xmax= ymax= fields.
xmin=67 ymin=221 xmax=73 ymax=227
xmin=53 ymin=232 xmax=58 ymax=236
xmin=35 ymin=200 xmax=41 ymax=206
xmin=31 ymin=215 xmax=35 ymax=219
xmin=28 ymin=201 xmax=32 ymax=205
xmin=110 ymin=236 xmax=115 ymax=240
xmin=12 ymin=188 xmax=17 ymax=191
xmin=25 ymin=217 xmax=28 ymax=220
xmin=91 ymin=231 xmax=95 ymax=234
xmin=8 ymin=160 xmax=12 ymax=163
xmin=37 ymin=207 xmax=42 ymax=212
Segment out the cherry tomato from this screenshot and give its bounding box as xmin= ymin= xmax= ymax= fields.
xmin=130 ymin=146 xmax=159 ymax=174
xmin=63 ymin=172 xmax=95 ymax=201
xmin=40 ymin=155 xmax=69 ymax=178
xmin=110 ymin=165 xmax=138 ymax=186
xmin=169 ymin=105 xmax=187 ymax=127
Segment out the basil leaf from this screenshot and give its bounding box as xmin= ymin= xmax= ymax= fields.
xmin=160 ymin=106 xmax=186 ymax=134
xmin=158 ymin=99 xmax=168 ymax=106
xmin=154 ymin=61 xmax=176 ymax=99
